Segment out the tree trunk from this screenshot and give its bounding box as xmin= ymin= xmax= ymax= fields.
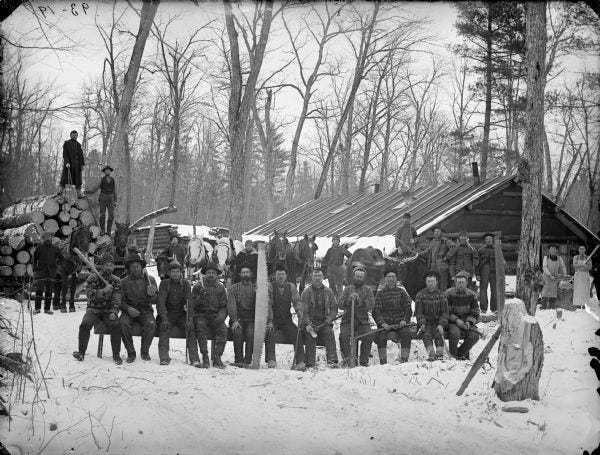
xmin=341 ymin=100 xmax=354 ymax=196
xmin=543 ymin=127 xmax=553 ymax=194
xmin=169 ymin=60 xmax=180 ymax=208
xmin=516 ymin=1 xmax=546 ymax=315
xmin=480 ymin=2 xmax=492 ymax=182
xmin=494 ymin=299 xmax=544 ymax=401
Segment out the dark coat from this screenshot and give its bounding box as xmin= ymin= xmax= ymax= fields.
xmin=33 ymin=243 xmax=63 ymax=278
xmin=60 ymin=139 xmax=85 ymax=186
xmin=191 ymin=280 xmax=228 ymax=323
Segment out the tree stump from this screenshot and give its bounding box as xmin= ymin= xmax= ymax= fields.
xmin=494 ymin=299 xmax=544 ymax=401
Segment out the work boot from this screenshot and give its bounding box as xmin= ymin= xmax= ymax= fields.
xmin=44 ymin=310 xmax=54 ymax=315
xmin=378 ymin=347 xmax=387 ymax=365
xmin=400 ymin=348 xmax=410 ymax=363
xmin=126 ymin=352 xmax=136 ymax=363
xmin=34 ymin=309 xmax=41 ymax=314
xmin=327 ymin=362 xmax=339 ymax=369
xmin=72 ymin=351 xmax=85 ymax=361
xmin=267 ymin=360 xmax=277 ymax=368
xmin=60 ymin=307 xmax=67 ymax=313
xmin=193 ymin=361 xmax=202 ymax=368
xmin=427 ymin=346 xmax=436 ymax=361
xmin=201 ymin=354 xmax=210 ymax=368
xmin=113 ymin=356 xmax=123 ymax=365
xmin=435 ymin=346 xmax=444 ymax=359
xmin=160 ymin=358 xmax=171 ymax=366
xmin=233 ymin=362 xmax=245 ymax=368
xmin=141 ymin=353 xmax=151 ymax=361
xmin=213 ymin=356 xmax=225 ymax=369
xmin=69 ymin=307 xmax=76 ymax=313
xmin=294 ymin=361 xmax=306 ymax=372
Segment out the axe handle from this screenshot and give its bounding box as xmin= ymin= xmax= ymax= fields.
xmin=73 ymin=247 xmax=110 ymax=287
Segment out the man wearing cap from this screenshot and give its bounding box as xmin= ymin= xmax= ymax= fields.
xmin=373 ymin=269 xmax=413 ymax=364
xmin=33 ymin=232 xmax=64 ymax=315
xmin=230 ymin=240 xmax=258 ymax=283
xmin=445 ymin=270 xmax=480 ymax=360
xmin=395 ymin=213 xmax=418 ymax=254
xmin=119 ymin=254 xmax=158 ymax=363
xmin=156 ymin=261 xmax=194 ymax=366
xmin=323 ymin=235 xmax=352 ymax=298
xmin=266 ymin=264 xmax=305 ymax=369
xmin=477 ymin=233 xmax=499 ymax=312
xmin=73 ymin=254 xmax=123 ymax=364
xmin=414 ymin=271 xmax=448 ymax=361
xmin=85 ymin=165 xmax=118 ymax=235
xmin=447 ymin=231 xmax=478 ymax=290
xmin=159 ymin=234 xmax=187 ymax=275
xmin=421 ymin=226 xmax=454 ymax=291
xmin=338 ymin=266 xmax=375 ymax=367
xmin=227 ymin=264 xmax=273 ymax=367
xmin=300 ymin=268 xmax=339 ymax=369
xmin=190 ymin=263 xmax=228 ymax=368
xmin=59 ymin=130 xmax=85 ymax=198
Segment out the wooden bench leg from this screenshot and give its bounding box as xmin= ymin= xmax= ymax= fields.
xmin=210 ymin=340 xmax=215 ymax=362
xmin=97 ymin=334 xmax=104 ymax=358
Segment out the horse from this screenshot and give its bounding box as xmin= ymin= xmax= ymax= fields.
xmin=185 ymin=235 xmax=209 ymax=278
xmin=385 ymin=250 xmax=428 ymax=299
xmin=268 ymin=230 xmax=297 ymax=282
xmin=54 ymin=225 xmax=91 ymax=311
xmin=212 ymin=236 xmax=235 ymax=286
xmin=345 ymin=246 xmax=387 ymax=290
xmin=293 ymin=234 xmax=318 ymax=294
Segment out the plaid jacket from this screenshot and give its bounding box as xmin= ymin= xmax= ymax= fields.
xmin=414 ymin=287 xmax=448 ymax=327
xmin=445 ymin=286 xmax=479 ymax=325
xmin=373 ymin=285 xmax=412 ymax=326
xmin=86 ymin=273 xmax=121 ymax=313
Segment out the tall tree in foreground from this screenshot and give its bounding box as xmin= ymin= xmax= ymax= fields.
xmin=516 ymin=1 xmax=547 ymax=315
xmin=223 ymin=0 xmax=274 ymax=238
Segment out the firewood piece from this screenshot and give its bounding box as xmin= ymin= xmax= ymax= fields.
xmin=69 ymin=207 xmax=80 ymax=219
xmin=90 ymin=226 xmax=101 ymax=239
xmin=80 ymin=211 xmax=95 ymax=227
xmin=68 ymin=219 xmax=78 ymax=228
xmin=26 ymin=264 xmax=33 ymax=276
xmin=13 ymin=264 xmax=26 ymax=276
xmin=494 ymin=299 xmax=544 ymax=401
xmin=1 ymin=195 xmax=60 ymax=218
xmin=42 ymin=219 xmax=59 ymax=235
xmin=16 ymin=250 xmax=30 ymax=264
xmin=0 ymin=266 xmax=11 ymax=276
xmin=58 ymin=211 xmax=71 ymax=223
xmin=501 ymin=406 xmax=529 ymax=413
xmin=0 ymin=211 xmax=45 ymax=229
xmin=1 ymin=256 xmax=15 ymax=266
xmin=0 ymin=245 xmax=12 ymax=255
xmin=62 ymin=202 xmax=71 ymax=212
xmin=1 ymin=224 xmax=43 ymax=246
xmin=88 ymin=242 xmax=97 ymax=254
xmin=60 ymin=225 xmax=73 ymax=236
xmin=76 ymin=197 xmax=89 ymax=210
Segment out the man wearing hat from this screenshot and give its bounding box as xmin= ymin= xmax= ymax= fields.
xmin=266 ymin=263 xmax=305 ymax=369
xmin=445 ymin=270 xmax=480 ymax=360
xmin=227 ymin=264 xmax=273 ymax=367
xmin=373 ymin=268 xmax=414 ymax=364
xmin=159 ymin=234 xmax=187 ymax=276
xmin=414 ymin=270 xmax=448 ymax=361
xmin=59 ymin=130 xmax=85 ymax=198
xmin=119 ymin=254 xmax=158 ymax=363
xmin=338 ymin=266 xmax=375 ymax=367
xmin=156 ymin=261 xmax=194 ymax=365
xmin=73 ymin=253 xmax=123 ymax=364
xmin=447 ymin=231 xmax=478 ymax=290
xmin=323 ymin=235 xmax=352 ymax=299
xmin=477 ymin=233 xmax=500 ymax=312
xmin=300 ymin=268 xmax=339 ymax=369
xmin=33 ymin=232 xmax=64 ymax=315
xmin=86 ymin=164 xmax=118 ymax=235
xmin=422 ymin=226 xmax=454 ymax=291
xmin=230 ymin=240 xmax=258 ymax=283
xmin=394 ymin=212 xmax=418 ymax=254
xmin=190 ymin=263 xmax=228 ymax=368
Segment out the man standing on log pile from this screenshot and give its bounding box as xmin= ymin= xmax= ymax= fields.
xmin=119 ymin=254 xmax=158 ymax=363
xmin=266 ymin=264 xmax=305 ymax=369
xmin=190 ymin=263 xmax=228 ymax=369
xmin=447 ymin=231 xmax=479 ymax=290
xmin=73 ymin=253 xmax=123 ymax=364
xmin=445 ymin=270 xmax=480 ymax=360
xmin=300 ymin=268 xmax=339 ymax=370
xmin=323 ymin=234 xmax=352 ymax=299
xmin=415 ymin=271 xmax=448 ymax=361
xmin=59 ymin=130 xmax=85 ymax=198
xmin=85 ymin=165 xmax=118 ymax=236
xmin=339 ymin=266 xmax=375 ymax=367
xmin=477 ymin=233 xmax=501 ymax=313
xmin=33 ymin=232 xmax=63 ymax=315
xmin=156 ymin=261 xmax=194 ymax=366
xmin=373 ymin=268 xmax=413 ymax=364
xmin=227 ymin=264 xmax=273 ymax=367
xmin=421 ymin=226 xmax=454 ymax=291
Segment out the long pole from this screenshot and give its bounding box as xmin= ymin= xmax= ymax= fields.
xmin=349 ymin=296 xmax=356 ymax=368
xmin=73 ymin=247 xmax=109 ymax=286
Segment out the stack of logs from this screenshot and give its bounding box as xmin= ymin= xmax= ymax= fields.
xmin=0 ymin=194 xmax=101 ymax=278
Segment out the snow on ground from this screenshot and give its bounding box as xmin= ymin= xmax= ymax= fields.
xmin=1 ymin=297 xmax=599 ymax=455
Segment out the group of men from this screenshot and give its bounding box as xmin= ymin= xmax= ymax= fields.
xmin=70 ymin=241 xmax=481 ymax=369
xmin=393 ymin=212 xmax=503 ymax=312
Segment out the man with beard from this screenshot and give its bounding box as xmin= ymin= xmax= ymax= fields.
xmin=373 ymin=269 xmax=413 ymax=364
xmin=119 ymin=253 xmax=158 ymax=363
xmin=422 ymin=226 xmax=454 ymax=291
xmin=266 ymin=263 xmax=305 ymax=369
xmin=477 ymin=233 xmax=502 ymax=312
xmin=445 ymin=270 xmax=480 ymax=360
xmin=156 ymin=261 xmax=194 ymax=366
xmin=190 ymin=263 xmax=228 ymax=368
xmin=394 ymin=212 xmax=418 ymax=254
xmin=230 ymin=240 xmax=258 ymax=283
xmin=33 ymin=232 xmax=63 ymax=314
xmin=323 ymin=235 xmax=352 ymax=298
xmin=73 ymin=254 xmax=123 ymax=364
xmin=447 ymin=231 xmax=478 ymax=290
xmin=59 ymin=130 xmax=85 ymax=197
xmin=338 ymin=266 xmax=375 ymax=367
xmin=300 ymin=268 xmax=339 ymax=369
xmin=227 ymin=264 xmax=273 ymax=367
xmin=415 ymin=271 xmax=448 ymax=361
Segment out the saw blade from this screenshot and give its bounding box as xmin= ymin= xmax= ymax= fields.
xmin=251 ymin=241 xmax=269 ymax=369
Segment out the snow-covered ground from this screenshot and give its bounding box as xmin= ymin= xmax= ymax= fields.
xmin=1 ymin=296 xmax=599 ymax=455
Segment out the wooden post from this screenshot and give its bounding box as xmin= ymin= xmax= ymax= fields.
xmin=349 ymin=296 xmax=356 ymax=368
xmin=494 ymin=299 xmax=544 ymax=401
xmin=494 ymin=231 xmax=505 ymax=318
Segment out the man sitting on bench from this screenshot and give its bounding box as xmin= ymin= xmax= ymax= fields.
xmin=119 ymin=253 xmax=158 ymax=363
xmin=73 ymin=253 xmax=123 ymax=364
xmin=157 ymin=261 xmax=193 ymax=366
xmin=415 ymin=271 xmax=449 ymax=361
xmin=445 ymin=270 xmax=480 ymax=360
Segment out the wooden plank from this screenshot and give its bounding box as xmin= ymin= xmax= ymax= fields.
xmin=494 ymin=231 xmax=506 ymax=318
xmin=251 ymin=242 xmax=269 ymax=369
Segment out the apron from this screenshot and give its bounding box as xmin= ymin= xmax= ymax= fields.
xmin=541 ymin=256 xmax=564 ymax=298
